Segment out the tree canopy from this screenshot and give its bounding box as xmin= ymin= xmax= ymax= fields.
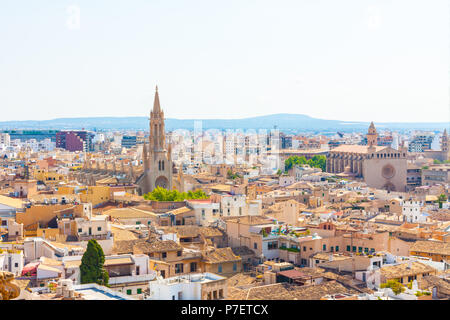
xmin=433 ymin=159 xmax=450 ymax=164
xmin=143 ymin=187 xmax=209 ymax=201
xmin=437 ymin=194 xmax=447 ymax=208
xmin=227 ymin=169 xmax=241 ymax=180
xmin=80 ymin=239 xmax=109 ymax=286
xmin=380 ymin=280 xmax=405 ymax=295
xmin=284 ymin=155 xmax=326 ymax=172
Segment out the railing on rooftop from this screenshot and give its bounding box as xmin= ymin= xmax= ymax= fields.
xmin=108 ymin=273 xmax=156 ymax=285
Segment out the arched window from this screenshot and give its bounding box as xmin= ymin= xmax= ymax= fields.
xmin=162 ymin=160 xmax=165 ymax=171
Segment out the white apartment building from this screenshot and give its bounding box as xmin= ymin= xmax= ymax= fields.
xmin=188 ymin=195 xmax=262 ymax=226
xmin=402 ymin=200 xmax=428 ymax=223
xmin=23 ymin=237 xmax=85 ymax=264
xmin=0 ymin=249 xmax=24 ymax=276
xmin=0 ymin=133 xmax=10 ymax=147
xmin=187 ymin=200 xmax=221 ymax=226
xmin=62 ymin=254 xmax=155 ymax=298
xmin=58 ymin=214 xmax=114 ymax=254
xmin=146 ymin=272 xmax=227 ymax=300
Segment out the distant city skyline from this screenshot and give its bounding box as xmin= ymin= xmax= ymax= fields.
xmin=0 ymin=0 xmax=449 ymax=123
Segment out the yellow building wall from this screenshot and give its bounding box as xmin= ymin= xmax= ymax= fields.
xmin=36 ymin=228 xmax=60 ymax=240
xmin=16 ymin=204 xmax=72 ymax=227
xmin=57 ymin=186 xmax=76 ymax=194
xmin=33 ymin=170 xmax=67 ymax=184
xmin=79 ymin=186 xmax=111 ymax=206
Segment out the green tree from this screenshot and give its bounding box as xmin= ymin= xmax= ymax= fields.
xmin=433 ymin=159 xmax=442 ymax=164
xmin=80 ymin=239 xmax=109 ymax=286
xmin=380 ymin=279 xmax=405 ymax=295
xmin=284 ymin=155 xmax=327 ymax=172
xmin=226 ymin=169 xmax=241 ymax=180
xmin=143 ymin=187 xmax=208 ymax=201
xmin=437 ymin=194 xmax=447 ymax=209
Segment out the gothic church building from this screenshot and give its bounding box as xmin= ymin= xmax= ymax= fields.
xmin=327 ymin=122 xmax=407 ymax=192
xmin=138 ymin=87 xmax=173 ymax=194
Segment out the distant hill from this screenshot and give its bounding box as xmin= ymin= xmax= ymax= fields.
xmin=0 ymin=113 xmax=447 ymax=132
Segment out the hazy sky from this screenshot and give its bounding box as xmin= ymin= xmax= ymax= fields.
xmin=0 ymin=0 xmax=448 ymax=123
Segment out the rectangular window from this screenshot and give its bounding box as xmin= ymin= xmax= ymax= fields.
xmin=268 ymin=241 xmax=278 ymax=250
xmin=254 ymin=243 xmax=257 ymax=249
xmin=136 ymin=221 xmax=141 ymax=225
xmin=126 ymin=289 xmax=132 ymax=295
xmin=364 ymin=247 xmax=369 ymax=253
xmin=347 ymin=245 xmax=351 ymax=252
xmin=78 ymin=228 xmax=82 ymax=233
xmin=233 ymin=263 xmax=237 ymax=272
xmin=177 ymin=251 xmax=182 ymax=256
xmin=303 ymin=246 xmax=306 ymax=252
xmin=322 ymin=244 xmax=326 ymax=251
xmin=335 ymin=246 xmax=339 ymax=252
xmin=352 ymin=246 xmax=356 ymax=252
xmin=137 ymin=288 xmax=142 ymax=294
xmin=358 ymin=247 xmax=363 ymax=253
xmin=162 ymin=252 xmax=167 ymax=259
xmin=218 ymin=264 xmax=222 ymax=273
xmin=190 ymin=262 xmax=197 ymax=272
xmin=175 ymin=263 xmax=184 ymax=274
xmin=97 ymin=227 xmax=101 ymax=231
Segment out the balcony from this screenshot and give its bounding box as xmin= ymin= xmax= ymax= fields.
xmin=108 ymin=273 xmax=156 ymax=286
xmin=77 ymin=233 xmax=111 ymax=241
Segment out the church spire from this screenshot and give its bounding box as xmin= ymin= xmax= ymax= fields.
xmin=153 ymin=85 xmax=161 ymax=114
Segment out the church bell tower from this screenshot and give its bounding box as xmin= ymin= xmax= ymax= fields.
xmin=140 ymin=86 xmax=173 ymax=194
xmin=367 ymin=121 xmax=378 ymax=147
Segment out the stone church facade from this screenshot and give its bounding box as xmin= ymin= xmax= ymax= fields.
xmin=327 ymin=122 xmax=407 ymax=192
